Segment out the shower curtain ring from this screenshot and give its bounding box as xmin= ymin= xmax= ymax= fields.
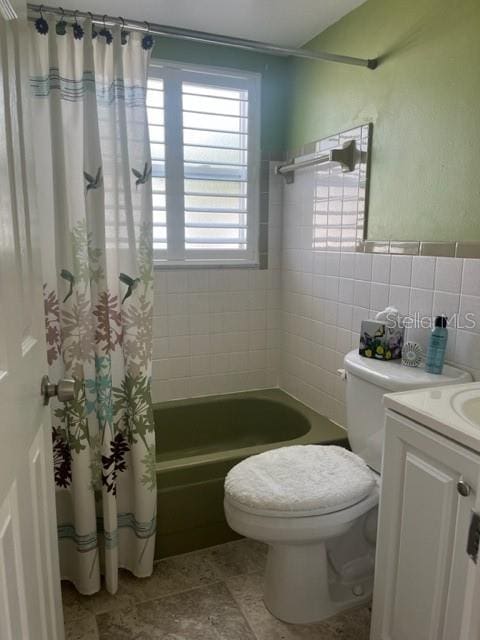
xmin=120 ymin=16 xmax=128 ymax=44
xmin=35 ymin=4 xmax=49 ymax=34
xmin=72 ymin=9 xmax=84 ymax=39
xmin=99 ymin=13 xmax=113 ymax=44
xmin=142 ymin=21 xmax=154 ymax=50
xmin=88 ymin=11 xmax=98 ymax=38
xmin=55 ymin=5 xmax=67 ymax=34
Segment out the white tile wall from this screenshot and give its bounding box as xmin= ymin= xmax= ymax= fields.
xmin=279 ymin=166 xmax=480 ymax=427
xmin=151 ymin=163 xmax=282 ymax=402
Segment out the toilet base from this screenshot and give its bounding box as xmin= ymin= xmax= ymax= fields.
xmin=264 ymin=539 xmax=373 ymax=625
xmin=224 ymin=489 xmax=379 ymax=625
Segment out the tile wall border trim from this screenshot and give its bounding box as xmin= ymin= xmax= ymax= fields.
xmin=357 ymin=240 xmax=480 ymax=259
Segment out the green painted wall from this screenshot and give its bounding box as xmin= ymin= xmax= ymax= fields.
xmin=287 ymin=0 xmax=480 ymax=241
xmin=152 ymin=39 xmax=291 ymax=155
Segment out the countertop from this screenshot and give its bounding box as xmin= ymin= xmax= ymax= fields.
xmin=384 ymin=381 xmax=480 ymax=453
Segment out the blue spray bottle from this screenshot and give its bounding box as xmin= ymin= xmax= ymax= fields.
xmin=425 ymin=316 xmax=448 ymax=374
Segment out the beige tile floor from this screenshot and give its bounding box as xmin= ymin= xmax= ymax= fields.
xmin=62 ymin=539 xmax=371 ymax=640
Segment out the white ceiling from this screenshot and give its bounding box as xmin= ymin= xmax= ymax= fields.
xmin=55 ymin=0 xmax=366 ymax=48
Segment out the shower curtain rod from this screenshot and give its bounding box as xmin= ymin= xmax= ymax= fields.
xmin=27 ymin=3 xmax=378 ymax=70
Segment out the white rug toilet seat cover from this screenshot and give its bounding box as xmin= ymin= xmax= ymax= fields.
xmin=225 ymin=445 xmax=377 ymax=516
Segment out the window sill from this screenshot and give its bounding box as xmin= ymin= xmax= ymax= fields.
xmin=153 ymin=261 xmax=260 ymax=271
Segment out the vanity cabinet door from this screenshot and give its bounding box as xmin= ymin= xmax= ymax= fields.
xmin=370 ymin=410 xmax=480 ymax=640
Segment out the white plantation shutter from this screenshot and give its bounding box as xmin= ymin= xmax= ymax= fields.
xmin=148 ymin=62 xmax=260 ymax=265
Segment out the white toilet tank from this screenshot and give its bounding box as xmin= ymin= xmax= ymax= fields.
xmin=344 ymin=350 xmax=472 ymax=472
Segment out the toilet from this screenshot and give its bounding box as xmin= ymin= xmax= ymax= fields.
xmin=224 ymin=349 xmax=472 ymax=624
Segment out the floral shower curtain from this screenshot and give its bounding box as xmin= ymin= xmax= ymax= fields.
xmin=28 ymin=16 xmax=156 ymax=595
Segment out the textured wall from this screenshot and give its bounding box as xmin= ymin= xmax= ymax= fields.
xmin=287 ymin=0 xmax=480 ymax=242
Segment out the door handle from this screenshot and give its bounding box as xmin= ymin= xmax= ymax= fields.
xmin=40 ymin=375 xmax=75 ymax=405
xmin=467 ymin=511 xmax=480 ymax=564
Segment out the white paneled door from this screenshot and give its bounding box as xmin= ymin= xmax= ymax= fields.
xmin=0 ymin=3 xmax=64 ymax=640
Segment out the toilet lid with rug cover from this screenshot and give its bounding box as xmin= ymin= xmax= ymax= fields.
xmin=224 ymin=445 xmax=377 ymax=517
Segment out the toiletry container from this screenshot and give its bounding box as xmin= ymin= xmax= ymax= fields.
xmin=425 ymin=316 xmax=448 ymax=374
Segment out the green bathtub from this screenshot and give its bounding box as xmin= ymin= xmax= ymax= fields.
xmin=154 ymin=388 xmax=348 ymax=559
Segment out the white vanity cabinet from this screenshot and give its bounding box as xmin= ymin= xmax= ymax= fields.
xmin=370 ymin=409 xmax=480 ymax=640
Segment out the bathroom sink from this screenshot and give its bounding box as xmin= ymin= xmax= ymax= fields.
xmin=451 ymin=389 xmax=480 ymax=428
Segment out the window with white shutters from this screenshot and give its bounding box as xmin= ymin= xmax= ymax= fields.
xmin=147 ymin=62 xmax=261 ymax=266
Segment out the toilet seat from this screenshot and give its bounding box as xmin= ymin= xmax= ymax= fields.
xmin=224 ymin=444 xmax=378 ymax=518
xmin=224 ymin=479 xmax=379 ymax=545
xmin=224 ymin=484 xmax=379 ymax=519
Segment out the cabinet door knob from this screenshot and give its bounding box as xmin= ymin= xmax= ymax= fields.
xmin=457 ymin=479 xmax=471 ymax=497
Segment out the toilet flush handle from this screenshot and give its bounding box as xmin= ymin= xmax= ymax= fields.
xmin=337 ymin=368 xmax=347 ymax=380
